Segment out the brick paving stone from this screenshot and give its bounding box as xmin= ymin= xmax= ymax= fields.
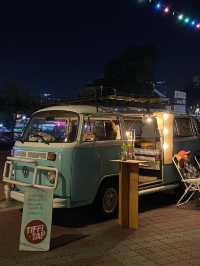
xmin=1 ymin=196 xmax=200 ymax=266
xmin=0 ymin=183 xmax=5 ymax=201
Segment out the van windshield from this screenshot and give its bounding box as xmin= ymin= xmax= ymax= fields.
xmin=23 ymin=111 xmax=79 ymax=143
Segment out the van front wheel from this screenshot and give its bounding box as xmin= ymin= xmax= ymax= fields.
xmin=95 ymin=181 xmax=118 ymax=218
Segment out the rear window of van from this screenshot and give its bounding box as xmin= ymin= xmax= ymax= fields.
xmin=174 ymin=117 xmax=194 ymax=137
xmin=192 ymin=118 xmax=200 ymax=135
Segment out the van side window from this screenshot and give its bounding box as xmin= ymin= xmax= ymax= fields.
xmin=175 ymin=118 xmax=194 ymax=137
xmin=82 ymin=119 xmax=121 ymax=141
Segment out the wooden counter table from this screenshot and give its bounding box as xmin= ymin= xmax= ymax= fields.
xmin=111 ymin=160 xmax=147 ymax=230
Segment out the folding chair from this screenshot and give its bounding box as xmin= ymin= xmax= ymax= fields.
xmin=172 ymin=155 xmax=200 ymax=207
xmin=195 ymin=154 xmax=200 ymax=169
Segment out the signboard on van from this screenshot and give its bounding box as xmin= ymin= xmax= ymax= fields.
xmin=19 ymin=186 xmax=54 ymax=251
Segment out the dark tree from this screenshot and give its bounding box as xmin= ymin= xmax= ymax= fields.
xmin=104 ymin=45 xmax=158 ymax=96
xmin=0 ymin=81 xmax=39 ymax=134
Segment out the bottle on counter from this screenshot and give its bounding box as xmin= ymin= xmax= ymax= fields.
xmin=121 ymin=142 xmax=127 ymax=161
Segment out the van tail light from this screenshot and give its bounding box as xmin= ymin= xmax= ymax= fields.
xmin=47 ymin=152 xmax=56 ymax=161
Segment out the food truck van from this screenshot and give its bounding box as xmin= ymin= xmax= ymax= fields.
xmin=3 ymin=105 xmax=200 ymax=217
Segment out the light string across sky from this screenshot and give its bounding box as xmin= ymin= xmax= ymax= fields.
xmin=138 ymin=0 xmax=200 ymax=31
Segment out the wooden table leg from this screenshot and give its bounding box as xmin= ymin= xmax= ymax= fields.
xmin=129 ymin=164 xmax=139 ymax=229
xmin=118 ymin=162 xmax=129 ymax=227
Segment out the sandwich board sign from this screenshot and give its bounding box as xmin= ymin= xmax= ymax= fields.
xmin=19 ymin=186 xmax=54 ymax=251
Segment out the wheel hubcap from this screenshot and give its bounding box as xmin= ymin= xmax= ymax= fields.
xmin=102 ymin=188 xmax=117 ymax=214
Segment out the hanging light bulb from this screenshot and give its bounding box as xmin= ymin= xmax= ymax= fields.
xmin=184 ymin=17 xmax=190 ymax=23
xmin=155 ymin=2 xmax=161 ymax=10
xmin=163 ymin=143 xmax=169 ymax=150
xmin=178 ymin=14 xmax=184 ymax=20
xmin=164 ymin=6 xmax=169 ymax=13
xmin=138 ymin=1 xmax=200 ymax=33
xmin=163 ymin=113 xmax=169 ymax=121
xmin=196 ymin=23 xmax=200 ymax=29
xmin=163 ymin=128 xmax=169 ymax=136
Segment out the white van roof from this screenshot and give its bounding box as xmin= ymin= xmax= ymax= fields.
xmin=34 ymin=105 xmax=98 ymax=115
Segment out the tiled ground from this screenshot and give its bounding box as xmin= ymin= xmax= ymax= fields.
xmin=0 ymin=183 xmax=5 ymax=201
xmin=0 ymin=193 xmax=200 ymax=265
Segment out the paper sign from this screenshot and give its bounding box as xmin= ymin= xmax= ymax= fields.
xmin=19 ymin=186 xmax=54 ymax=251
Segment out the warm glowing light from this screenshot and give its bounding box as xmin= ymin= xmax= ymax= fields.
xmin=126 ymin=131 xmax=133 ymax=141
xmin=163 ymin=143 xmax=169 ymax=150
xmin=163 ymin=128 xmax=169 ymax=136
xmin=163 ymin=113 xmax=169 ymax=120
xmin=146 ymin=117 xmax=153 ymax=123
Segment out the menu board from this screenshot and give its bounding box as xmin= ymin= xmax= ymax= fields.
xmin=19 ymin=186 xmax=54 ymax=251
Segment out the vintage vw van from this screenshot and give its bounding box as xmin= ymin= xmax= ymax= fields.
xmin=3 ymin=105 xmax=200 ymax=217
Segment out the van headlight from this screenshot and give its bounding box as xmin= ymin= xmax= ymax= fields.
xmin=47 ymin=171 xmax=56 ymax=185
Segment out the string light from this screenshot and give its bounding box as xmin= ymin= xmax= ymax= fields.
xmin=164 ymin=7 xmax=170 ymax=14
xmin=155 ymin=2 xmax=161 ymax=10
xmin=139 ymin=0 xmax=200 ymax=31
xmin=178 ymin=14 xmax=184 ymax=21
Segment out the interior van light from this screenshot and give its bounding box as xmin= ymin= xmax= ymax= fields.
xmin=163 ymin=113 xmax=169 ymax=121
xmin=163 ymin=143 xmax=169 ymax=150
xmin=163 ymin=128 xmax=169 ymax=136
xmin=47 ymin=152 xmax=56 ymax=161
xmin=146 ymin=117 xmax=153 ymax=123
xmin=126 ymin=131 xmax=133 ymax=141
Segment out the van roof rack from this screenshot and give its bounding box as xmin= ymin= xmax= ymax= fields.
xmin=61 ymin=94 xmax=170 ymax=113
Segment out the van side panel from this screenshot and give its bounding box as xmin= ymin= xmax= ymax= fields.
xmin=163 ymin=165 xmax=179 ymax=184
xmin=71 ymin=141 xmax=120 ymax=206
xmin=174 ymin=137 xmax=200 ymax=153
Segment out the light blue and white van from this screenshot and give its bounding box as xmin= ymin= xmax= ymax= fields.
xmin=3 ymin=105 xmax=200 ymax=217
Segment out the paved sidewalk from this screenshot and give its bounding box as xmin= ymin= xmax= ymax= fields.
xmin=0 ymin=194 xmax=200 ymax=266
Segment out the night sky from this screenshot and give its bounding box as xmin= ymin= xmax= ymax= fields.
xmin=0 ymin=0 xmax=200 ymax=96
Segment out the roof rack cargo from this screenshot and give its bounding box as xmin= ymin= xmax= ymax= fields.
xmin=60 ymin=95 xmax=171 ymax=113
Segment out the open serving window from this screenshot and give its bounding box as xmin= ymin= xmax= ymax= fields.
xmin=123 ymin=115 xmax=162 ymax=186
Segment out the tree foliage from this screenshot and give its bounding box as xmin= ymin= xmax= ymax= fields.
xmin=104 ymin=45 xmax=158 ymax=95
xmin=1 ymin=81 xmax=39 ymax=113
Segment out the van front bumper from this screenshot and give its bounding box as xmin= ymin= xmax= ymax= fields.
xmin=10 ymin=190 xmax=70 ymax=208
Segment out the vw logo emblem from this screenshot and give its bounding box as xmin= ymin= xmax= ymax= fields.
xmin=22 ymin=166 xmax=29 ymax=178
